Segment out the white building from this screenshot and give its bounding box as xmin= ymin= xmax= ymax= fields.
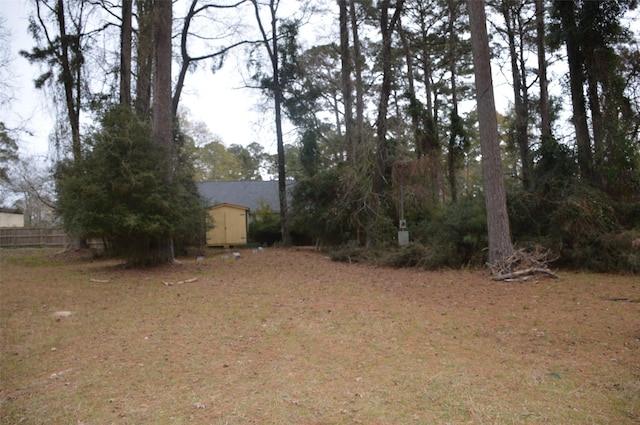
xmin=0 ymin=209 xmax=24 ymax=227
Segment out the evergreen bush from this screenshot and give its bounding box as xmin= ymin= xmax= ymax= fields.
xmin=55 ymin=105 xmax=204 ymax=265
xmin=248 ymin=202 xmax=282 ymax=246
xmin=290 ymin=167 xmax=362 ymax=246
xmin=509 ymin=180 xmax=640 ymax=272
xmin=411 ymin=197 xmax=488 ymax=268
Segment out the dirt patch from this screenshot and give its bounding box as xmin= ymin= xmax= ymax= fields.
xmin=1 ymin=247 xmax=639 ymax=424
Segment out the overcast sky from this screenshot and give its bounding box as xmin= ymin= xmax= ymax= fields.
xmin=2 ymin=1 xmax=51 ymax=157
xmin=1 ymin=0 xmax=282 ymax=159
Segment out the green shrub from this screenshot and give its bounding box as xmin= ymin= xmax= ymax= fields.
xmin=290 ymin=167 xmax=365 ymax=246
xmin=249 ymin=202 xmax=281 ymax=246
xmin=376 ymin=243 xmax=434 ymax=269
xmin=551 ymin=184 xmax=620 ymax=242
xmin=55 ymin=105 xmax=204 ymax=265
xmin=509 ymin=181 xmax=640 ymax=272
xmin=332 ymin=198 xmax=488 ymax=270
xmin=567 ymin=230 xmax=640 ymax=273
xmin=329 ymin=240 xmax=368 ymax=263
xmin=411 ymin=197 xmax=488 ymax=268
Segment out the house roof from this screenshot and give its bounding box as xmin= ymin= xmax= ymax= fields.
xmin=0 ymin=208 xmax=24 ymax=215
xmin=197 ymin=180 xmax=295 ymax=212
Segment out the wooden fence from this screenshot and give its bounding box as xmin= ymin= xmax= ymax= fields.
xmin=0 ymin=227 xmax=72 ymax=248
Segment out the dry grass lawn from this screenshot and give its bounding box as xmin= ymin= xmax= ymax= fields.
xmin=1 ymin=247 xmax=639 ymax=424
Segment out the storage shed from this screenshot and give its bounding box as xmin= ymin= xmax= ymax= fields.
xmin=197 ymin=181 xmax=296 ymax=247
xmin=205 ymin=203 xmax=249 ymax=247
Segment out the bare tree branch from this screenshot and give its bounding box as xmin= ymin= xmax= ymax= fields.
xmin=172 ymin=0 xmax=260 ymax=117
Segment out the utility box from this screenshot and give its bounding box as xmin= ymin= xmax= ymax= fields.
xmin=398 ymin=218 xmax=409 ymax=246
xmin=398 ymin=230 xmax=409 ymax=246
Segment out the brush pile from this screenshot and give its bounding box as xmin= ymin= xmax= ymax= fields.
xmin=489 ymin=247 xmax=559 ymax=282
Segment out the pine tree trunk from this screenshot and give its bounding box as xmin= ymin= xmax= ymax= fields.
xmin=535 ymin=0 xmax=552 ymax=141
xmin=584 ymin=44 xmax=605 ymax=170
xmin=448 ymin=0 xmax=459 ymax=203
xmin=349 ymin=0 xmax=365 ymax=159
xmin=501 ymin=1 xmax=532 ymax=191
xmin=398 ymin=21 xmax=423 ymax=158
xmin=120 ymin=0 xmax=132 ymax=106
xmin=54 ymin=0 xmax=81 ymax=162
xmin=368 ymin=0 xmax=404 ymax=247
xmin=152 ymin=0 xmax=174 ymax=262
xmin=370 ymin=0 xmax=393 ymax=245
xmin=467 ymin=0 xmax=514 ymax=265
xmin=270 ymin=4 xmax=291 ymax=247
xmin=555 ymin=0 xmax=592 ymax=179
xmin=339 ymin=0 xmax=355 ymax=162
xmin=135 ymin=0 xmax=154 ymax=120
xmin=417 ymin=5 xmax=440 ymax=204
xmin=251 ymin=0 xmax=291 ymax=246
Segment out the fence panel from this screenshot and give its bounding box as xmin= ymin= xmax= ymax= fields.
xmin=0 ymin=228 xmax=73 ymax=248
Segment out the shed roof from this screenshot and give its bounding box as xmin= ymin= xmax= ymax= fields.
xmin=209 ymin=202 xmax=249 ymax=211
xmin=197 ymin=180 xmax=295 ymax=212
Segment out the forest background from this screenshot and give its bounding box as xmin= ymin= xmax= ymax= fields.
xmin=0 ymin=0 xmax=639 ymax=270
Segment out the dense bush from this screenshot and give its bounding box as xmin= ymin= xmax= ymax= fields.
xmin=509 ymin=182 xmax=640 ymax=272
xmin=411 ymin=197 xmax=489 ymax=268
xmin=55 ymin=105 xmax=205 ymax=265
xmin=248 ymin=202 xmax=282 ymax=246
xmin=290 ymin=167 xmax=363 ymax=246
xmin=375 ymin=242 xmax=436 ymax=269
xmin=565 ymin=230 xmax=640 ymax=272
xmin=329 ymin=240 xmax=369 ymax=263
xmin=325 ymin=182 xmax=640 ymax=272
xmin=329 ymin=197 xmax=489 ymax=269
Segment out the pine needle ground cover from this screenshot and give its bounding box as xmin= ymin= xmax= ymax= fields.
xmin=1 ymin=247 xmax=638 ymax=424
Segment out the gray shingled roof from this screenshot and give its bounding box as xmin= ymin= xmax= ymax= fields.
xmin=197 ymin=180 xmax=295 ymax=212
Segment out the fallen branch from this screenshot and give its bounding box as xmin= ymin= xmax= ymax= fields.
xmin=603 ymin=297 xmax=640 ymax=303
xmin=179 ymin=278 xmax=198 ymax=284
xmin=493 ymin=267 xmax=559 ymax=281
xmin=162 ymin=277 xmax=198 ymax=286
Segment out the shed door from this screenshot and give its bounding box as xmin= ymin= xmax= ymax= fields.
xmin=207 ymin=208 xmax=247 ymax=246
xmin=226 ymin=211 xmax=247 ymax=244
xmin=207 ymin=209 xmax=227 ymax=246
